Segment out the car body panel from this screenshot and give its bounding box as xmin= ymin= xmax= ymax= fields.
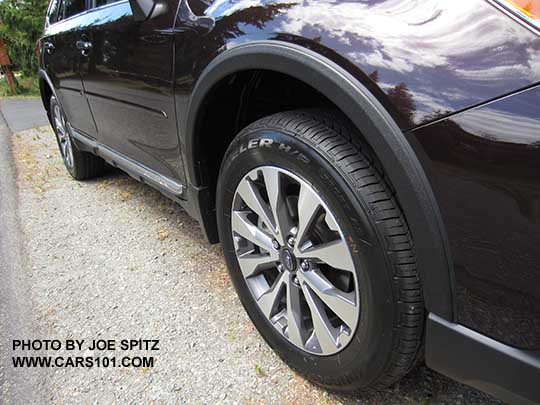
xmin=171 ymin=0 xmax=540 ymax=349
xmin=180 ymin=0 xmax=540 ymax=130
xmin=40 ymin=0 xmax=540 ymax=349
xmin=42 ymin=19 xmax=97 ymax=136
xmin=180 ymin=40 xmax=456 ymax=319
xmin=38 ymin=0 xmax=540 ymax=398
xmin=42 ymin=0 xmax=185 ymax=181
xmin=80 ymin=0 xmax=184 ymax=180
xmin=410 ymin=85 xmax=540 ymax=350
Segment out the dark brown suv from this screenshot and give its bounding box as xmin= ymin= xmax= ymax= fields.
xmin=39 ymin=0 xmax=540 ymax=401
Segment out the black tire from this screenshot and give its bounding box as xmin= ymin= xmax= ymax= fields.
xmin=216 ymin=109 xmax=424 ymax=392
xmin=50 ymin=95 xmax=106 ymax=180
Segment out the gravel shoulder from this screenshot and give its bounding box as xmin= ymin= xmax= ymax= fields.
xmin=5 ymin=126 xmax=499 ymax=404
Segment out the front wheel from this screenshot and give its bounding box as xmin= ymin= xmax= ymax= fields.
xmin=217 ymin=110 xmax=424 ymax=392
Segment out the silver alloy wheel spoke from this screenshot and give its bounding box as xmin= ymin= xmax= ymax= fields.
xmin=65 ymin=137 xmax=73 ymax=166
xmin=236 ymin=178 xmax=277 ymax=237
xmin=302 ymin=283 xmax=339 ymax=353
xmin=231 ymin=211 xmax=277 ymax=254
xmin=296 ymin=183 xmax=321 ymax=246
xmin=297 ymin=239 xmax=355 ymax=272
xmin=237 ymin=252 xmax=276 ymax=278
xmin=55 ymin=117 xmax=64 ymax=138
xmin=285 ymin=272 xmax=306 ymax=347
xmin=261 ymin=167 xmax=294 ymax=246
xmin=54 ymin=104 xmax=73 ymax=168
xmin=298 ymin=268 xmax=357 ymax=328
xmin=232 ymin=166 xmax=359 ymax=356
xmin=55 ymin=115 xmax=65 ymax=140
xmin=257 ymin=271 xmax=286 ymax=318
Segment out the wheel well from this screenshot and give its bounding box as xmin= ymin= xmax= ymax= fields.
xmin=193 ymin=69 xmax=338 ymax=241
xmin=187 ymin=37 xmax=454 ymax=320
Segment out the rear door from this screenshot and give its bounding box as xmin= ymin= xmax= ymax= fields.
xmin=79 ymin=0 xmax=184 ymax=181
xmin=42 ymin=0 xmax=97 ymax=137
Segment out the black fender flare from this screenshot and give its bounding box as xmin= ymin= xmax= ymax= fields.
xmin=185 ymin=40 xmax=455 ymax=320
xmin=38 ymin=69 xmax=58 ymax=122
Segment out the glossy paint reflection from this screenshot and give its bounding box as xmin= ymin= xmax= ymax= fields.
xmin=410 ymin=86 xmax=540 ymax=349
xmin=42 ymin=0 xmax=540 ymax=350
xmin=81 ymin=0 xmax=183 ymax=180
xmin=198 ymin=0 xmax=540 ymax=128
xmin=174 ymin=0 xmax=540 ymax=348
xmin=44 ymin=0 xmax=184 ymax=180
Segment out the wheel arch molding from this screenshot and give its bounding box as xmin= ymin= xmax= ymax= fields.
xmin=185 ymin=40 xmax=456 ymax=320
xmin=38 ymin=69 xmax=56 ymax=119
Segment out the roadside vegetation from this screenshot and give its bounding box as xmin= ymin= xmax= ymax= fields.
xmin=0 ymin=74 xmax=39 ymax=96
xmin=0 ymin=0 xmax=47 ymax=96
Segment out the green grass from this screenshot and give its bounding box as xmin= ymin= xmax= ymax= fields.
xmin=0 ymin=74 xmax=40 ymax=97
xmin=254 ymin=363 xmax=267 ymax=377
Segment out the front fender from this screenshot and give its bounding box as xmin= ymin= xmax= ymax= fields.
xmin=185 ymin=40 xmax=455 ymax=320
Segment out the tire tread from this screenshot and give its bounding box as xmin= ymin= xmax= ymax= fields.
xmin=236 ymin=109 xmax=425 ymax=392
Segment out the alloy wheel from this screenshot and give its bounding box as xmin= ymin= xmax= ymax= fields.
xmin=53 ymin=103 xmax=74 ymax=168
xmin=231 ymin=166 xmax=360 ymax=355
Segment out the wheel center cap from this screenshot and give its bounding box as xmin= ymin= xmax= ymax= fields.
xmin=281 ymin=248 xmax=296 ymax=272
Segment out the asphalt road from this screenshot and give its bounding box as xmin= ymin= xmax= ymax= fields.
xmin=0 ymin=106 xmax=48 ymax=403
xmin=0 ymin=98 xmax=500 ymax=404
xmin=0 ymin=98 xmax=49 ymax=133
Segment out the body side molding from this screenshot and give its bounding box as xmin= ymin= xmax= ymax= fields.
xmin=70 ymin=128 xmax=186 ymax=199
xmin=185 ymin=40 xmax=455 ymax=319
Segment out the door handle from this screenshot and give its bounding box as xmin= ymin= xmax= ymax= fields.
xmin=76 ymin=40 xmax=93 ymax=56
xmin=43 ymin=41 xmax=55 ymax=54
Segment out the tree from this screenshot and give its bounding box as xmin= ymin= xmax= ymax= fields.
xmin=387 ymin=82 xmax=415 ymax=127
xmin=0 ymin=0 xmax=48 ymax=77
xmin=0 ymin=37 xmax=18 ymax=93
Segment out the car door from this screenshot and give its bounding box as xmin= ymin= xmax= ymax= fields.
xmin=42 ymin=0 xmax=98 ymax=137
xmin=79 ymin=0 xmax=184 ymax=181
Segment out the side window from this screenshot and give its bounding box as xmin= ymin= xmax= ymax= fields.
xmin=64 ymin=0 xmax=86 ymax=18
xmin=94 ymin=0 xmax=121 ymax=8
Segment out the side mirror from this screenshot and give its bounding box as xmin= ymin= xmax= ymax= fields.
xmin=129 ymin=0 xmax=168 ymax=22
xmin=177 ymin=0 xmax=215 ymax=34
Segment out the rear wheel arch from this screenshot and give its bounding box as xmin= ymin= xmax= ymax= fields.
xmin=185 ymin=40 xmax=455 ymax=320
xmin=38 ymin=70 xmax=56 ymax=123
